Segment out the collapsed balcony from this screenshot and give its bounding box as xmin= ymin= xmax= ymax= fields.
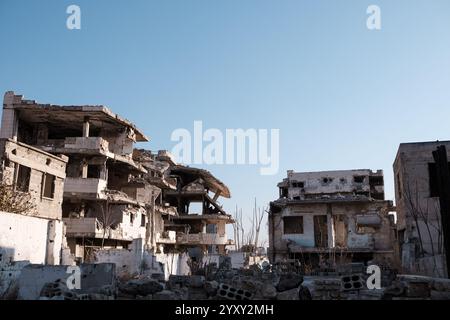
xmin=63 ymin=217 xmax=125 ymax=240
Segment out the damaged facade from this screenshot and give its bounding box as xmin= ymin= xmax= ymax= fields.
xmin=132 ymin=149 xmax=234 ymax=266
xmin=394 ymin=141 xmax=450 ymax=278
xmin=269 ymin=169 xmax=397 ymax=270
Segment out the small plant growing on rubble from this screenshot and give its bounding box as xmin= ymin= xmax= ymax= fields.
xmin=0 ymin=182 xmax=37 ymax=215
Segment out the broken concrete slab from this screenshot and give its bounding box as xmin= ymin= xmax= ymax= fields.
xmin=119 ymin=278 xmax=164 ymax=297
xmin=17 ymin=263 xmax=116 ymax=300
xmin=153 ymin=289 xmax=179 ymax=300
xmin=276 ymin=273 xmax=303 ymax=292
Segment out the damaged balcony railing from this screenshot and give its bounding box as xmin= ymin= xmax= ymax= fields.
xmin=63 ymin=217 xmax=124 ymax=240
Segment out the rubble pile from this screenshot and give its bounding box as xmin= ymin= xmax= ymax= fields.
xmin=114 ymin=266 xmax=312 ymax=301
xmin=39 ymin=279 xmax=114 ymax=300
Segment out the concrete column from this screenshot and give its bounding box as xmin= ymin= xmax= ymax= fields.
xmin=1 ymin=92 xmax=19 ymax=140
xmin=100 ymin=162 xmax=107 ymax=180
xmin=83 ymin=117 xmax=90 ymax=137
xmin=81 ymin=159 xmax=88 ymax=178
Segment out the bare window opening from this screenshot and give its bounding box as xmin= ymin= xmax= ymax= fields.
xmin=87 ymin=165 xmax=101 ymax=178
xmin=15 ymin=165 xmax=31 ymax=192
xmin=206 ymin=223 xmax=218 ymax=234
xmin=130 ymin=213 xmax=135 ymax=224
xmin=140 ymin=214 xmax=146 ymax=227
xmin=283 ymin=216 xmax=303 ymax=234
xmin=46 ymin=158 xmax=52 ymax=166
xmin=340 ymin=178 xmax=347 ymax=184
xmin=353 ymin=176 xmax=365 ymax=183
xmin=292 ymin=181 xmax=305 ymax=188
xmin=42 ymin=173 xmax=55 ymax=199
xmin=280 ymin=187 xmax=288 ymax=198
xmin=322 ymin=177 xmax=333 ymax=184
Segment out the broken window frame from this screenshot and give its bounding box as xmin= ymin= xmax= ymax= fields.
xmin=14 ymin=164 xmax=31 ymax=192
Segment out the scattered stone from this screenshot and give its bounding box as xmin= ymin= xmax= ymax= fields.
xmin=204 ymin=280 xmax=219 ymax=296
xmin=260 ymin=283 xmax=277 ymax=299
xmin=119 ymin=278 xmax=163 ymax=296
xmin=276 ymin=273 xmax=303 ymax=292
xmin=405 ymin=281 xmax=430 ymax=298
xmin=153 ymin=290 xmax=179 ymax=300
xmin=430 ymin=290 xmax=450 ymax=300
xmin=188 ymin=275 xmax=205 ymax=288
xmin=298 ymin=285 xmax=312 ymax=300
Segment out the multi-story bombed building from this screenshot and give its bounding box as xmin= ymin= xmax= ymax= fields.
xmin=394 ymin=141 xmax=450 ymax=278
xmin=133 ymin=149 xmax=234 ymax=264
xmin=268 ymin=169 xmax=397 ymax=270
xmin=0 ymin=91 xmax=153 ymax=262
xmin=0 ymin=91 xmax=234 ymax=271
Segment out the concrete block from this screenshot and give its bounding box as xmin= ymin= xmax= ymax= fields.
xmin=218 ymin=283 xmax=253 ymax=300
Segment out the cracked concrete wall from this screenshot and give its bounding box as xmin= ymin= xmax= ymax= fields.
xmin=394 ymin=141 xmax=450 ymax=277
xmin=0 ymin=211 xmax=64 ymax=265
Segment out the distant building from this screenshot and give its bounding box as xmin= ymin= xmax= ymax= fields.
xmin=269 ymin=169 xmax=397 ymax=270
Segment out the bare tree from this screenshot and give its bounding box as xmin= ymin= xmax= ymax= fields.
xmin=253 ymin=199 xmax=266 ymax=251
xmin=99 ymin=195 xmax=121 ymax=249
xmin=233 ymin=205 xmax=240 ymax=250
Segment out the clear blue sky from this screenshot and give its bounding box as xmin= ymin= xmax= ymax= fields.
xmin=1 ymin=1 xmax=450 ymax=245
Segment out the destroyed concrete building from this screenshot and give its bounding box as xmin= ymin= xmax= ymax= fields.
xmin=0 ymin=91 xmax=153 ymax=263
xmin=394 ymin=141 xmax=450 ymax=278
xmin=162 ymin=165 xmax=234 ymax=262
xmin=268 ymin=169 xmax=397 ymax=270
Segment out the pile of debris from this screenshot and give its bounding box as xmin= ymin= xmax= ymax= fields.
xmin=4 ymin=259 xmax=450 ymax=300
xmin=116 ymin=265 xmax=311 ymax=300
